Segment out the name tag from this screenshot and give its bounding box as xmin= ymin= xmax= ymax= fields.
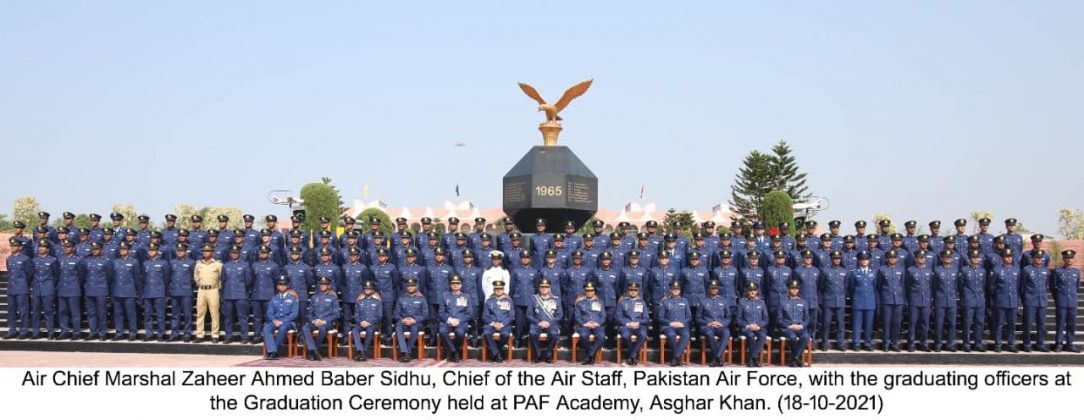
xmin=456 ymin=296 xmax=467 ymax=307
xmin=591 ymin=301 xmax=601 ymax=312
xmin=498 ymin=301 xmax=510 ymax=311
xmin=633 ymin=302 xmax=643 ymax=313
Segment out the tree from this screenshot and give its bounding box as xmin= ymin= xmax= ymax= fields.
xmin=12 ymin=196 xmax=42 ymax=228
xmin=357 ymin=208 xmax=394 ymax=236
xmin=300 ymin=182 xmax=341 ymax=233
xmin=1058 ymin=208 xmax=1084 ymax=240
xmin=321 ymin=177 xmax=348 ymax=216
xmin=0 ymin=213 xmax=12 ymax=231
xmin=767 ymin=140 xmax=809 ymax=201
xmin=72 ymin=214 xmax=92 ymax=229
xmin=1050 ymin=241 xmax=1063 ymax=267
xmin=663 ymin=208 xmax=695 ymax=237
xmin=171 ymin=204 xmax=200 ymax=230
xmin=199 ymin=207 xmax=243 ymax=230
xmin=970 ymin=210 xmax=994 ymax=234
xmin=728 ymin=151 xmax=773 ymax=220
xmin=873 ymin=213 xmax=896 ymax=234
xmin=760 ymin=191 xmax=795 ymax=236
xmin=576 ymin=217 xmax=600 ymax=235
xmin=111 ymin=204 xmax=141 ymax=230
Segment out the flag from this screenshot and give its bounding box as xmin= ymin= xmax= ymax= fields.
xmin=639 ymin=184 xmax=645 ymax=199
xmin=363 ymin=183 xmax=369 ymax=198
xmin=455 ymin=184 xmax=460 ymax=197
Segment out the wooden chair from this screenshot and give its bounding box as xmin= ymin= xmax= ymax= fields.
xmin=299 ymin=328 xmax=337 ymax=358
xmin=777 ymin=337 xmax=815 ymax=367
xmin=699 ymin=334 xmax=733 ymax=366
xmin=391 ymin=331 xmax=426 ymax=361
xmin=526 ymin=332 xmax=559 ymax=362
xmin=738 ymin=335 xmax=772 ymax=366
xmin=615 ymin=334 xmax=648 ymax=364
xmin=480 ymin=333 xmax=514 ymax=361
xmin=436 ymin=330 xmax=470 ymax=360
xmin=262 ymin=328 xmax=297 ymax=358
xmin=658 ymin=334 xmax=692 ymax=364
xmin=347 ymin=327 xmax=381 ymax=360
xmin=571 ymin=332 xmax=604 ymax=363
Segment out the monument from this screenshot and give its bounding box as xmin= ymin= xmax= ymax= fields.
xmin=503 ymin=80 xmax=599 ymax=233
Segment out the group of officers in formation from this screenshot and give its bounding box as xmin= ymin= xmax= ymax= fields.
xmin=4 ymin=211 xmax=1081 ymax=367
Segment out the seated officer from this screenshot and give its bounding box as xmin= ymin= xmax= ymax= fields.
xmin=395 ymin=278 xmax=428 ymax=362
xmin=482 ymin=280 xmax=515 ymax=363
xmin=739 ymin=282 xmax=769 ymax=367
xmin=301 ymin=277 xmax=340 ymax=361
xmin=779 ymin=280 xmax=811 ymax=367
xmin=575 ymin=282 xmax=607 ymax=365
xmin=616 ymin=283 xmax=649 ymax=366
xmin=262 ymin=275 xmax=299 ymax=360
xmin=439 ymin=275 xmax=475 ymax=362
xmin=658 ymin=281 xmax=691 ymax=367
xmin=699 ymin=279 xmax=731 ymax=367
xmin=528 ymin=279 xmax=563 ymax=363
xmin=351 ymin=280 xmax=383 ymax=362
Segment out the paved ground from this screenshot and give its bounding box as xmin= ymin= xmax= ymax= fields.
xmin=0 ymin=351 xmax=257 ymax=367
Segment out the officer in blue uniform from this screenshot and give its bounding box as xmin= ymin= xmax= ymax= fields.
xmin=699 ymin=280 xmax=731 ymax=367
xmin=575 ymin=282 xmax=606 ymax=364
xmin=134 ymin=215 xmax=152 ymax=246
xmin=289 ymin=215 xmax=310 ymax=251
xmin=752 ymin=221 xmax=770 ymax=252
xmin=820 ymin=250 xmax=849 ymax=350
xmin=540 ymin=250 xmax=569 ymax=315
xmin=510 ymin=250 xmax=540 ymax=343
xmin=550 ymin=234 xmax=572 ymax=268
xmin=827 ymin=220 xmax=843 ymax=250
xmin=659 ymin=280 xmax=692 ymax=366
xmin=167 ymin=244 xmax=195 ymax=341
xmin=959 ymin=250 xmax=987 ymax=352
xmin=604 ymin=233 xmax=628 ymax=268
xmin=5 ymin=240 xmax=33 ymax=339
xmin=111 ymin=242 xmax=141 ymax=341
xmin=649 ymin=250 xmax=680 ymax=313
xmin=739 ymin=250 xmax=765 ymax=293
xmin=738 ymin=282 xmax=768 ymax=367
xmin=793 ymin=250 xmax=820 ymax=342
xmin=439 ymin=275 xmax=475 ymax=362
xmin=848 ymin=251 xmax=877 ymax=351
xmin=876 ymin=250 xmax=905 ymax=351
xmin=340 ymin=247 xmax=369 ymax=332
xmin=563 ymin=221 xmax=583 ymax=252
xmin=779 ymin=280 xmax=811 ymax=367
xmin=977 ymin=217 xmax=994 ymax=254
xmin=1052 ymin=250 xmax=1080 ymax=352
xmin=394 ymin=278 xmax=428 ymax=362
xmin=764 ymin=250 xmax=792 ymax=334
xmin=85 ymin=215 xmax=103 ymax=244
xmin=802 ymin=221 xmax=819 ymax=250
xmin=1021 ymin=250 xmax=1051 ymax=352
xmin=660 ymin=234 xmax=685 ymax=269
xmin=1021 ymin=234 xmax=1051 ymax=269
xmin=680 ymin=251 xmax=710 ymax=333
xmin=482 ymin=280 xmax=514 ymax=362
xmin=221 ymin=246 xmax=253 ymax=344
xmin=906 ymin=250 xmax=933 ymax=351
xmin=81 ymin=242 xmax=111 ymax=341
xmin=711 ymin=250 xmax=740 ymax=331
xmin=75 ymin=229 xmax=93 ymax=257
xmin=1004 ymin=218 xmax=1023 ymax=256
xmin=864 ymin=234 xmax=885 ymax=269
xmin=371 ymin=248 xmax=400 ymax=339
xmin=351 ymin=280 xmax=384 ymax=362
xmin=241 ymin=214 xmax=260 ymax=247
xmin=932 ymin=250 xmax=960 ymax=351
xmin=140 ymin=244 xmax=170 ymax=341
xmin=928 ymin=221 xmax=944 ymax=255
xmin=876 ymin=219 xmax=893 ymax=251
xmin=593 ymin=251 xmax=621 ymax=339
xmin=313 ymin=248 xmax=343 ymax=294
xmin=398 ymin=248 xmax=428 ymax=296
xmin=530 ymin=218 xmax=553 ymax=259
xmin=853 ymin=220 xmax=868 ymax=250
xmin=283 ymin=247 xmax=313 ymax=325
xmin=497 ymin=217 xmax=518 ymax=252
xmin=990 ymin=248 xmax=1021 ymax=352
xmin=188 ymin=215 xmax=207 ymax=251
xmin=262 ymin=276 xmax=298 ymax=360
xmin=901 ymin=220 xmax=919 ymax=253
xmin=840 ymin=235 xmax=859 ymax=270
xmin=616 ymin=283 xmax=649 ymax=365
xmin=302 ymin=277 xmax=340 ymax=361
xmin=36 ymin=211 xmax=58 ymax=244
xmin=55 ymin=241 xmax=84 ymax=340
xmin=250 ymin=246 xmax=282 ymax=343
xmin=468 ymin=217 xmax=487 ymax=249
xmin=528 ymin=278 xmax=562 ymax=363
xmin=338 ymin=217 xmax=358 ymax=249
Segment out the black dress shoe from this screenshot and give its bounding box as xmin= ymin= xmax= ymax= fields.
xmin=47 ymin=334 xmax=57 ymax=340
xmin=670 ymin=357 xmax=680 ymax=367
xmin=544 ymin=357 xmax=554 ymax=364
xmin=183 ymin=337 xmax=192 ymax=343
xmin=266 ymin=352 xmax=279 ymax=360
xmin=1008 ymin=346 xmax=1019 ymax=353
xmin=143 ymin=336 xmax=153 ymax=342
xmin=353 ymin=354 xmax=363 ymax=362
xmin=1035 ymin=345 xmax=1049 ymax=353
xmin=111 ymin=334 xmax=122 ymax=341
xmin=995 ymin=346 xmax=1003 ymax=353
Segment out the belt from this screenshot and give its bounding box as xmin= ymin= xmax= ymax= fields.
xmin=198 ymin=285 xmax=218 ymax=290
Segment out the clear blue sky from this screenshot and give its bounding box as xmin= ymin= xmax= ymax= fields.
xmin=3 ymin=1 xmax=1082 ymax=235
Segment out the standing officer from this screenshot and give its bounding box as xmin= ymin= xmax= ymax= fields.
xmin=36 ymin=211 xmax=57 ymax=243
xmin=827 ymin=220 xmax=843 ymax=250
xmin=848 ymin=251 xmax=877 ymax=351
xmin=496 ymin=217 xmax=518 ymax=252
xmin=928 ymin=221 xmax=944 ymax=255
xmin=564 ymin=221 xmax=584 ymax=251
xmin=952 ymin=219 xmax=968 ymax=251
xmin=820 ymin=251 xmax=849 ymax=351
xmin=31 ymin=240 xmax=60 ymax=338
xmin=1004 ymin=218 xmax=1023 ymax=256
xmin=289 ymin=215 xmax=310 ymax=251
xmin=1052 ymin=250 xmax=1080 ymax=352
xmin=616 ymin=283 xmax=649 ymax=366
xmin=511 ymin=250 xmax=540 ymax=345
xmin=283 ymin=247 xmax=314 ymax=326
xmin=680 ymin=251 xmax=710 ymax=334
xmin=141 ymin=244 xmax=170 ymax=341
xmin=82 ymin=242 xmax=111 ymax=341
xmin=394 ymin=278 xmax=427 ymax=362
xmin=959 ymin=250 xmax=987 ymax=352
xmin=188 ymin=215 xmax=208 ymax=251
xmin=426 ymin=248 xmax=455 ymax=341
xmin=739 ymin=250 xmax=765 ymax=293
xmin=135 ymin=215 xmax=152 ymax=246
xmin=990 ymin=248 xmax=1021 ymax=352
xmin=854 ymin=220 xmax=869 ymax=250
xmin=482 ymin=280 xmax=514 ymax=363
xmin=906 ymin=250 xmax=933 ymax=352
xmin=738 ymin=282 xmax=768 ymax=367
xmin=764 ymin=250 xmax=793 ymax=334
xmin=877 ymin=219 xmax=893 ymax=251
xmin=221 ymin=246 xmax=253 ymax=344
xmin=530 ymin=218 xmax=553 ymax=259
xmin=251 ymin=246 xmax=283 ymax=344
xmin=302 ymin=277 xmax=340 ymax=361
xmin=593 ymin=251 xmax=621 ymax=339
xmin=711 ymin=250 xmax=741 ymax=332
xmin=468 ymin=217 xmax=488 ymax=249
xmin=110 ymin=242 xmax=141 ymax=341
xmin=659 ymin=280 xmax=692 ymax=367
xmin=5 ymin=240 xmax=33 ymax=339
xmin=793 ymin=250 xmax=820 ymax=343
xmin=169 ymin=244 xmax=196 ymax=342
xmin=1021 ymin=235 xmax=1051 ymax=269
xmin=864 ymin=234 xmax=886 ymax=269
xmin=528 ymin=279 xmax=562 ymax=363
xmin=241 ymin=214 xmax=260 ymax=247
xmin=340 ymin=248 xmax=370 ymax=333
xmin=902 ymin=221 xmax=919 ymax=253
xmin=194 ymin=244 xmax=223 ymax=343
xmin=161 ymin=214 xmax=179 ymax=247
xmin=540 ymin=250 xmax=569 ymax=309
xmin=699 ymin=280 xmax=731 ymax=367
xmin=351 ymin=280 xmax=383 ymax=362
xmin=1020 ymin=250 xmax=1051 ymax=352
xmin=86 ymin=215 xmax=104 ymax=244
xmin=575 ymin=282 xmax=606 ymax=365
xmin=443 ymin=217 xmax=462 ymax=251
xmin=313 ymin=248 xmax=343 ymax=294
xmin=779 ymin=280 xmax=811 ymax=367
xmin=262 ymin=275 xmax=298 ymax=360
xmin=458 ymin=250 xmax=485 ymax=342
xmin=56 ymin=241 xmax=84 ymax=340
xmin=877 ymin=250 xmax=905 ymax=352
xmin=932 ymin=250 xmax=960 ymax=352
xmin=398 ymin=249 xmax=428 ymax=297
xmin=439 ymin=275 xmax=474 ymax=362
xmin=649 ymin=251 xmax=680 ymax=310
xmin=977 ymin=218 xmax=994 ymax=253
